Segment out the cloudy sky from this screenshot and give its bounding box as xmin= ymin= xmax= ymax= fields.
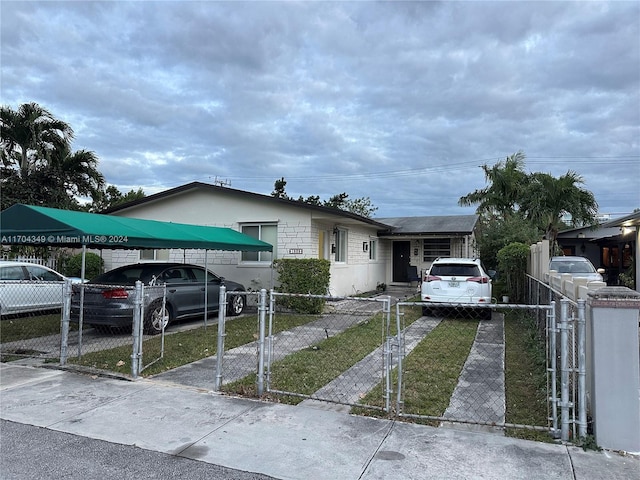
xmin=2 ymin=1 xmax=639 ymax=219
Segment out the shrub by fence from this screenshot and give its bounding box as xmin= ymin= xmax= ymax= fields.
xmin=273 ymin=258 xmax=330 ymax=313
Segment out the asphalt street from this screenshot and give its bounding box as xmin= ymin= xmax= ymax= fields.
xmin=2 ymin=364 xmax=639 ymax=480
xmin=1 ymin=420 xmax=277 ymax=480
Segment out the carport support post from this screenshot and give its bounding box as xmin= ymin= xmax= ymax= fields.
xmin=60 ymin=279 xmax=72 ymax=366
xmin=256 ymin=288 xmax=267 ymax=396
xmin=203 ymin=250 xmax=208 ymax=328
xmin=77 ymin=245 xmax=88 ymax=358
xmin=214 ymin=285 xmax=227 ymax=391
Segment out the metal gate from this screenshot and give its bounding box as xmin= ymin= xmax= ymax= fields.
xmin=262 ymin=291 xmax=393 ymax=412
xmin=211 ymin=287 xmax=586 ymax=440
xmin=393 ymin=293 xmax=587 ymax=442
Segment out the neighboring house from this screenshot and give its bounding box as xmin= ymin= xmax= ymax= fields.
xmin=376 ymin=215 xmax=479 ymax=282
xmin=102 ymin=182 xmax=479 ymax=296
xmin=556 ymin=216 xmax=638 ymax=288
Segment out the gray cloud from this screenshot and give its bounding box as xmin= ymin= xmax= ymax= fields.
xmin=1 ymin=0 xmax=638 ymax=217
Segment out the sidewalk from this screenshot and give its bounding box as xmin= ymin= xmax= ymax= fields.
xmin=1 ymin=364 xmax=637 ymax=480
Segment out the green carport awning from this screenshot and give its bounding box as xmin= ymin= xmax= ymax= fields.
xmin=0 ymin=204 xmax=273 ymax=252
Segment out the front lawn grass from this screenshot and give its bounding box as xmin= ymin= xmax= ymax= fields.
xmin=223 ymin=305 xmax=424 ymax=402
xmin=1 ymin=312 xmax=63 ymax=344
xmin=68 ymin=313 xmax=316 ymax=376
xmin=353 ymin=316 xmax=478 ymax=423
xmin=504 ymin=310 xmax=550 ymax=442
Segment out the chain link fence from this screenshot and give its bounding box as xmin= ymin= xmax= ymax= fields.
xmin=212 ymin=288 xmax=583 ymax=440
xmin=394 ymin=301 xmax=553 ymax=435
xmin=0 ymin=280 xmax=66 ymax=361
xmin=527 ymin=275 xmax=589 ymax=442
xmin=2 ymin=276 xmax=587 ymax=443
xmin=217 ymin=291 xmax=394 ymax=412
xmin=262 ymin=292 xmax=391 ymax=411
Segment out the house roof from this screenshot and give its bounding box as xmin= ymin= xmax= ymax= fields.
xmin=556 ymin=225 xmax=622 ymax=241
xmin=0 ymin=204 xmax=272 ymax=251
xmin=375 ymin=215 xmax=479 ymax=236
xmin=105 ymin=181 xmax=392 ymax=230
xmin=599 ymin=211 xmax=640 ymax=228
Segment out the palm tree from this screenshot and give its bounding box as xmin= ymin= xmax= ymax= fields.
xmin=521 ymin=171 xmax=598 ymax=251
xmin=458 ymin=151 xmax=528 ymax=219
xmin=1 ymin=102 xmax=107 ymax=210
xmin=1 ymin=103 xmax=74 ymax=177
xmin=48 ymin=144 xmax=105 ymax=201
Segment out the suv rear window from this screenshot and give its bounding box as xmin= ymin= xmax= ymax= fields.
xmin=430 ymin=264 xmax=480 ymax=277
xmin=94 ymin=267 xmax=148 ymax=285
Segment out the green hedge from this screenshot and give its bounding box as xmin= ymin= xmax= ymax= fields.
xmin=273 ymin=258 xmax=331 ymax=314
xmin=497 ymin=242 xmax=529 ymax=303
xmin=63 ymin=252 xmax=104 ymax=280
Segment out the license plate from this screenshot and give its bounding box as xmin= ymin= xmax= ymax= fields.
xmin=448 ymin=281 xmax=459 ymax=287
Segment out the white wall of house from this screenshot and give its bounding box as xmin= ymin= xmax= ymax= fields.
xmin=328 ymin=226 xmax=387 ymax=295
xmin=104 ymin=187 xmax=387 ymax=296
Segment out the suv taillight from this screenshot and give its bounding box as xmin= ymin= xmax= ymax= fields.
xmin=466 ymin=276 xmax=489 ymax=284
xmin=102 ymin=288 xmax=129 ymax=299
xmin=424 ymin=275 xmax=442 ymax=282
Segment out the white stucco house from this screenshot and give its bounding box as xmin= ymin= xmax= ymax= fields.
xmin=102 ymin=182 xmax=479 ymax=296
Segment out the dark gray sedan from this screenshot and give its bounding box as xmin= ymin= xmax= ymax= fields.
xmin=71 ymin=263 xmax=246 ymax=334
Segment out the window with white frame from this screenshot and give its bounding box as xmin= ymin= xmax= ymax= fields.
xmin=241 ymin=224 xmax=277 ymax=262
xmin=334 ymin=228 xmax=347 ymax=262
xmin=422 ymin=238 xmax=450 ymax=261
xmin=140 ymin=249 xmax=170 ymax=261
xmin=369 ymin=238 xmax=377 ymax=260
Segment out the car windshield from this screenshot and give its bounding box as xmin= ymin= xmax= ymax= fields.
xmin=550 ymin=261 xmax=596 ymax=274
xmin=430 ymin=264 xmax=481 ymax=277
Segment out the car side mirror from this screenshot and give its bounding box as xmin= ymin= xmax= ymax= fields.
xmin=597 ymin=268 xmax=605 ymax=274
xmin=487 ymin=270 xmax=497 ymax=279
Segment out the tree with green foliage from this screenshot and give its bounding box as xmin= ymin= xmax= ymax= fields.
xmin=63 ymin=252 xmax=105 ymax=280
xmin=47 ymin=143 xmax=104 ymax=202
xmin=270 ymin=178 xmax=378 ymax=218
xmin=273 ymin=258 xmax=331 ymax=314
xmin=296 ymin=195 xmax=321 ymax=206
xmin=458 ymin=151 xmax=527 ymax=219
xmin=1 ymin=102 xmax=105 ymax=210
xmin=460 ymin=152 xmax=599 ymax=257
xmin=475 ymin=214 xmax=540 ymax=270
xmin=1 ymin=102 xmax=74 ymax=177
xmin=86 ymin=185 xmax=145 ymax=212
xmin=520 ymin=171 xmax=598 ymax=252
xmin=497 ymin=242 xmax=530 ymax=303
xmin=344 ymin=196 xmax=378 ymax=218
xmin=272 ymin=177 xmax=288 ymax=198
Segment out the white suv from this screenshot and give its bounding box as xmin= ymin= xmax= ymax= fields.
xmin=420 ymin=257 xmax=493 ymax=319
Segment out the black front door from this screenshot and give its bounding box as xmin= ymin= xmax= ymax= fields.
xmin=393 ymin=241 xmax=411 ymax=282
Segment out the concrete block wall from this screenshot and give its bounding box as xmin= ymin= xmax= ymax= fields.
xmin=586 ymin=287 xmax=640 ymax=453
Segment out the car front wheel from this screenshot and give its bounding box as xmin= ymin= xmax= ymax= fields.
xmin=227 ymin=293 xmax=245 ymax=316
xmin=144 ymin=299 xmax=171 ymax=335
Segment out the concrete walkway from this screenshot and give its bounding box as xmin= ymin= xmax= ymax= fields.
xmin=442 ymin=315 xmax=506 ymax=433
xmin=1 ymin=363 xmax=637 ymax=480
xmin=300 ymin=316 xmax=442 ymax=412
xmin=152 ymin=297 xmax=387 ymax=389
